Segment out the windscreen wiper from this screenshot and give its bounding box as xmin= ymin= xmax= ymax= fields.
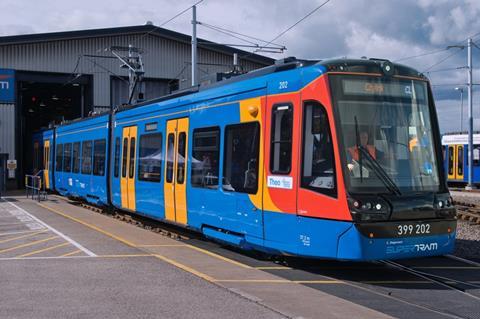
xmin=358 ymin=145 xmax=402 ymax=196
xmin=354 ymin=116 xmax=363 ymax=182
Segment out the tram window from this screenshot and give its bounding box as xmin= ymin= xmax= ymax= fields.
xmin=81 ymin=141 xmax=93 ymax=174
xmin=138 ymin=133 xmax=162 ymax=182
xmin=44 ymin=145 xmax=49 ymax=171
xmin=72 ymin=142 xmax=81 ymax=173
xmin=270 ymin=104 xmax=293 ymax=174
xmin=301 ymin=101 xmax=336 ymax=197
xmin=56 ymin=144 xmax=63 ymax=172
xmin=166 ymin=133 xmax=175 ymax=183
xmin=177 ymin=133 xmax=187 ymax=184
xmin=63 ymin=143 xmax=72 ymax=172
xmin=93 ymin=139 xmax=106 ymax=176
xmin=114 ymin=138 xmax=120 ymax=178
xmin=448 ymin=146 xmax=454 ymax=175
xmin=191 ymin=127 xmax=220 ymax=188
xmin=222 ymin=122 xmax=260 ymax=194
xmin=129 ymin=138 xmax=136 ymax=179
xmin=474 ymin=146 xmax=480 ymax=166
xmin=458 ymin=146 xmax=464 ymax=176
xmin=122 ymin=138 xmax=128 ymax=178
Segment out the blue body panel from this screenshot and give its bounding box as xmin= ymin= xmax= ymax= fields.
xmin=54 ymin=115 xmax=110 ymax=205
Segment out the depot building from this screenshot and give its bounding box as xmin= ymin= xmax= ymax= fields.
xmin=0 ymin=24 xmax=273 ymax=189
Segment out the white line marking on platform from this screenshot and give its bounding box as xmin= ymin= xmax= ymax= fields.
xmin=0 ymin=230 xmax=42 ymax=237
xmin=0 ymin=200 xmax=96 ymax=257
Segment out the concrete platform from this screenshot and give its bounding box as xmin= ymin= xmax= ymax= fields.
xmin=0 ymin=195 xmax=391 ymax=319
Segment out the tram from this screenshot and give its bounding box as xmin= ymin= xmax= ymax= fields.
xmin=442 ymin=132 xmax=480 ymax=184
xmin=32 ymin=57 xmax=457 ymax=261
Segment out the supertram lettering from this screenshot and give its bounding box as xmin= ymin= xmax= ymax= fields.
xmin=386 ymin=242 xmax=438 ymax=254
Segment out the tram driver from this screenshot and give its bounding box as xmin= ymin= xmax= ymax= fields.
xmin=347 ymin=130 xmax=383 ymax=177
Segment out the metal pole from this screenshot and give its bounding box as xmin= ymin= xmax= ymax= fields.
xmin=128 ymin=44 xmax=134 ymax=103
xmin=461 ymin=89 xmax=464 ymax=132
xmin=466 ymin=38 xmax=474 ymax=190
xmin=191 ymin=5 xmax=198 ymax=86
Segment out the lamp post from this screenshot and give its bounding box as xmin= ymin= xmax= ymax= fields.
xmin=455 ymin=87 xmax=464 ymax=132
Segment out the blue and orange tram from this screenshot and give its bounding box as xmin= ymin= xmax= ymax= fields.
xmin=32 ymin=57 xmax=456 ymax=260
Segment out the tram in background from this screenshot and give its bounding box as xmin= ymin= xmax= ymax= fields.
xmin=442 ymin=132 xmax=480 ymax=184
xmin=31 ymin=57 xmax=457 ymax=261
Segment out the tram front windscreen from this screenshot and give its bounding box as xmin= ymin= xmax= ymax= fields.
xmin=329 ymin=75 xmax=441 ymax=195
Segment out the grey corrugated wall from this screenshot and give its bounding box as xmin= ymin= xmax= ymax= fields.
xmin=0 ymin=103 xmax=15 ymax=160
xmin=0 ymin=33 xmax=268 ymax=107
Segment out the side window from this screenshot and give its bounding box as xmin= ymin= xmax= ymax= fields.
xmin=129 ymin=137 xmax=136 ymax=179
xmin=448 ymin=146 xmax=454 ymax=175
xmin=222 ymin=122 xmax=260 ymax=194
xmin=56 ymin=144 xmax=63 ymax=172
xmin=474 ymin=145 xmax=480 ymax=166
xmin=81 ymin=141 xmax=93 ymax=174
xmin=177 ymin=132 xmax=186 ymax=184
xmin=63 ymin=143 xmax=72 ymax=172
xmin=191 ymin=127 xmax=220 ymax=188
xmin=166 ymin=133 xmax=175 ymax=183
xmin=72 ymin=142 xmax=81 ymax=173
xmin=457 ymin=146 xmax=464 ymax=176
xmin=93 ymin=139 xmax=106 ymax=176
xmin=301 ymin=101 xmax=336 ymax=197
xmin=138 ymin=133 xmax=162 ymax=182
xmin=270 ymin=104 xmax=293 ymax=174
xmin=122 ymin=138 xmax=128 ymax=178
xmin=114 ymin=138 xmax=120 ymax=178
xmin=44 ymin=145 xmax=49 ymax=171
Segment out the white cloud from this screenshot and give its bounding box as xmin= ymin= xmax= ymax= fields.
xmin=1 ymin=0 xmax=479 ymax=133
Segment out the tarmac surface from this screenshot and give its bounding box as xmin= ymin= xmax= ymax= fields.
xmin=0 ymin=195 xmax=390 ymax=319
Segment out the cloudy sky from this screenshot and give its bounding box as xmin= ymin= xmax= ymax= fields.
xmin=1 ymin=0 xmax=480 ymax=132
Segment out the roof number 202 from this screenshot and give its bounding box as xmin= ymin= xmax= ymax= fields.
xmin=279 ymin=81 xmax=288 ymax=90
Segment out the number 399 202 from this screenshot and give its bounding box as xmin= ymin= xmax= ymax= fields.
xmin=397 ymin=223 xmax=431 ymax=236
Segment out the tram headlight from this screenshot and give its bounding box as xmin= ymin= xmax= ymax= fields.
xmin=348 ymin=196 xmax=391 ymax=222
xmin=434 ymin=193 xmax=457 ymax=218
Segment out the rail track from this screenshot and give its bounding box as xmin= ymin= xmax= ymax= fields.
xmin=454 ymin=201 xmax=480 ymax=225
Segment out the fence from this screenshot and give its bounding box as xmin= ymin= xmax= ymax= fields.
xmin=25 ymin=171 xmax=47 ymax=202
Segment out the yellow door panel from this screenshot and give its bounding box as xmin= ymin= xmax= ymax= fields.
xmin=175 ymin=118 xmax=189 ymax=224
xmin=164 ymin=120 xmax=177 ymax=222
xmin=121 ymin=127 xmax=130 ymax=209
xmin=44 ymin=141 xmax=50 ymax=189
xmin=127 ymin=126 xmax=137 ymax=210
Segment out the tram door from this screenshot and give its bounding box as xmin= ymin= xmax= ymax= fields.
xmin=120 ymin=126 xmax=138 ymax=210
xmin=43 ymin=140 xmax=50 ymax=189
xmin=447 ymin=145 xmax=464 ymax=181
xmin=164 ymin=118 xmax=189 ymax=224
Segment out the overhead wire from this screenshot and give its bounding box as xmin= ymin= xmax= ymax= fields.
xmin=133 ymin=0 xmax=205 ymax=46
xmin=422 ymin=48 xmax=465 ymax=73
xmin=424 ymin=66 xmax=468 ymax=74
xmin=240 ymin=0 xmax=332 ymax=59
xmin=197 ymin=21 xmax=284 ymax=49
xmin=199 ymin=23 xmax=259 ymax=46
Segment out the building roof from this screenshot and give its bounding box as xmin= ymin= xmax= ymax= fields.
xmin=0 ymin=24 xmax=275 ymax=65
